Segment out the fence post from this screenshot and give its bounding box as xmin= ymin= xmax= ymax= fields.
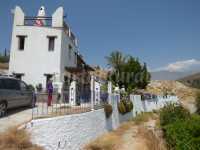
xmin=90 ymin=75 xmax=94 ymax=110
xmin=69 ymin=80 xmax=76 ymax=106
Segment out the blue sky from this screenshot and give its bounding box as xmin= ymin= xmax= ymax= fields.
xmin=0 ymin=0 xmax=200 ymax=71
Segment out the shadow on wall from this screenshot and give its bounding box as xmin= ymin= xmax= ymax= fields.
xmin=105 ymin=117 xmax=113 ymax=131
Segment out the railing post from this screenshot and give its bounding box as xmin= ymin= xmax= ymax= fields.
xmin=90 ymin=75 xmax=94 ymax=110
xmin=69 ymin=80 xmax=76 ymax=106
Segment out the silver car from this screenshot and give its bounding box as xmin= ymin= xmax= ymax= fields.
xmin=0 ymin=76 xmax=34 ymax=117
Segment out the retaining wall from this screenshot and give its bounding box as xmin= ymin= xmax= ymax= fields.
xmin=26 ymin=95 xmax=178 ymax=150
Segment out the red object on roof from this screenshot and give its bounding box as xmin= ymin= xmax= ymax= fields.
xmin=34 ymin=19 xmax=43 ymax=26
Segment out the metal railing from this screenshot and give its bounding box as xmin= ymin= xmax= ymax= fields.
xmin=24 ymin=16 xmax=52 ymax=27
xmin=32 ymin=90 xmax=109 ymax=119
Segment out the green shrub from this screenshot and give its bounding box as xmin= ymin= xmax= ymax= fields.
xmin=164 ymin=115 xmax=200 ymax=150
xmin=196 ymin=92 xmax=200 ymax=115
xmin=118 ymin=101 xmax=126 ymax=115
xmin=124 ymin=100 xmax=133 ymax=112
xmin=118 ymin=100 xmax=133 ymax=114
xmin=160 ymin=103 xmax=190 ymax=127
xmin=104 ymin=104 xmax=113 ymax=118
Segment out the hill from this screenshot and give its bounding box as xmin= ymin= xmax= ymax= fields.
xmin=178 ymin=72 xmax=200 ymax=89
xmin=145 ymin=80 xmax=199 ymax=113
xmin=150 ymin=71 xmax=187 ymax=80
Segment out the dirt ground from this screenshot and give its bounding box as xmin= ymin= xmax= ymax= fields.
xmin=85 ymin=115 xmax=166 ymax=150
xmin=118 ymin=120 xmax=166 ymax=150
xmin=0 ymin=107 xmax=32 ymax=133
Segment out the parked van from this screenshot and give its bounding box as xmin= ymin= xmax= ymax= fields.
xmin=0 ymin=76 xmax=34 ymax=117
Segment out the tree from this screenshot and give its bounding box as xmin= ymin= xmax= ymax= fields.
xmin=106 ymin=51 xmax=151 ymax=92
xmin=138 ymin=63 xmax=151 ymax=89
xmin=0 ymin=49 xmax=9 ymax=63
xmin=105 ymin=51 xmax=126 ymax=72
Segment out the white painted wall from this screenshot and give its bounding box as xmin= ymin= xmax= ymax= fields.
xmin=60 ymin=30 xmax=77 ymax=82
xmin=130 ymin=95 xmax=179 ymax=113
xmin=9 ymin=26 xmax=62 ymax=87
xmin=26 ymin=94 xmax=133 ymax=150
xmin=26 ymin=94 xmax=179 ymax=150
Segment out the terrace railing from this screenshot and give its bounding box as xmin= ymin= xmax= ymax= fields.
xmin=24 ymin=16 xmax=52 ymax=27
xmin=32 ymin=90 xmax=109 ymax=119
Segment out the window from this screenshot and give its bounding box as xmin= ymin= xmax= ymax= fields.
xmin=17 ymin=36 xmax=26 ymax=50
xmin=48 ymin=36 xmax=56 ymax=51
xmin=68 ymin=44 xmax=72 ymax=60
xmin=74 ymin=52 xmax=77 ymax=64
xmin=20 ymin=81 xmax=27 ymax=91
xmin=4 ymin=79 xmax=20 ymax=90
xmin=0 ymin=79 xmax=5 ymax=89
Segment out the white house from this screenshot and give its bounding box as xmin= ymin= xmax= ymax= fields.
xmin=9 ymin=6 xmax=82 ymax=88
xmin=8 ymin=6 xmax=104 ymax=105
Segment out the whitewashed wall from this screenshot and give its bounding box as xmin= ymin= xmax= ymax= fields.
xmin=27 ymin=94 xmax=132 ymax=150
xmin=26 ymin=94 xmax=179 ymax=150
xmin=131 ymin=95 xmax=179 ymax=113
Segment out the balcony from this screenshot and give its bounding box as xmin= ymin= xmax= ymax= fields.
xmin=24 ymin=16 xmax=78 ymax=46
xmin=24 ymin=16 xmax=52 ymax=27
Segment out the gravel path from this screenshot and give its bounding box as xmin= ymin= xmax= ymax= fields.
xmin=0 ymin=107 xmax=32 ymax=133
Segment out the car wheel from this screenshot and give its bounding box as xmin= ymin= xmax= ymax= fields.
xmin=0 ymin=102 xmax=7 ymax=118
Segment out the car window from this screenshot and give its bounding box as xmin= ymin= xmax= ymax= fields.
xmin=20 ymin=81 xmax=27 ymax=91
xmin=0 ymin=79 xmax=5 ymax=89
xmin=4 ymin=79 xmax=20 ymax=90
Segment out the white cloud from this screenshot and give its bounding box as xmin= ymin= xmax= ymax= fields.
xmin=154 ymin=59 xmax=200 ymax=72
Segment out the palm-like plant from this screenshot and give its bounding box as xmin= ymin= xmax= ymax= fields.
xmin=105 ymin=51 xmax=126 ymax=71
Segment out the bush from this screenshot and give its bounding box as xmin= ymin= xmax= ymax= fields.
xmin=124 ymin=100 xmax=133 ymax=112
xmin=164 ymin=115 xmax=200 ymax=150
xmin=196 ymin=92 xmax=200 ymax=115
xmin=104 ymin=104 xmax=113 ymax=118
xmin=160 ymin=103 xmax=190 ymax=127
xmin=0 ymin=128 xmax=43 ymax=150
xmin=118 ymin=100 xmax=133 ymax=114
xmin=118 ymin=101 xmax=126 ymax=115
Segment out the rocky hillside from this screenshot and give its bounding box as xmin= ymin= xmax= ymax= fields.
xmin=145 ymin=80 xmax=199 ymax=113
xmin=178 ymin=72 xmax=200 ymax=89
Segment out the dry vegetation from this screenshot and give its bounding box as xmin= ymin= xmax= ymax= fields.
xmin=137 ymin=127 xmax=166 ymax=150
xmin=0 ymin=127 xmax=43 ymax=150
xmin=85 ymin=112 xmax=165 ymax=150
xmin=0 ymin=63 xmax=9 ymax=70
xmin=84 ymin=122 xmax=133 ymax=150
xmin=132 ymin=112 xmax=158 ymax=125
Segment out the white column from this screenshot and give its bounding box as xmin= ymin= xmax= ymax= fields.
xmin=108 ymin=81 xmax=112 ymax=104
xmin=69 ymin=81 xmax=76 ymax=106
xmin=94 ymin=81 xmax=101 ymax=105
xmin=90 ymin=75 xmax=94 ymax=110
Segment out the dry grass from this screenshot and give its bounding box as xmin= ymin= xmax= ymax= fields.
xmin=132 ymin=112 xmax=158 ymax=125
xmin=138 ymin=127 xmax=166 ymax=150
xmin=0 ymin=127 xmax=43 ymax=150
xmin=0 ymin=63 xmax=9 ymax=69
xmin=84 ymin=122 xmax=133 ymax=150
